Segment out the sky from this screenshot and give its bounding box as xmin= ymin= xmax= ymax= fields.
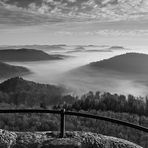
xmin=0 ymin=0 xmax=148 ymax=45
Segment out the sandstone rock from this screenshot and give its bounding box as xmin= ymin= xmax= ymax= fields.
xmin=0 ymin=130 xmax=143 ymax=148
xmin=0 ymin=129 xmax=17 ymax=148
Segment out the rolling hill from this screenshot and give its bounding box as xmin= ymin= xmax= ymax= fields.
xmin=0 ymin=62 xmax=30 ymax=78
xmin=89 ymin=52 xmax=148 ymax=74
xmin=0 ymin=77 xmax=65 ymax=106
xmin=0 ymin=77 xmax=63 ymax=93
xmin=0 ymin=48 xmax=64 ymax=62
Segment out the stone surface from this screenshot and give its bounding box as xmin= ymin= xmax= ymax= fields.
xmin=0 ymin=129 xmax=143 ymax=148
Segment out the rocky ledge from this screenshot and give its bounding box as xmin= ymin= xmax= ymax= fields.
xmin=0 ymin=129 xmax=142 ymax=148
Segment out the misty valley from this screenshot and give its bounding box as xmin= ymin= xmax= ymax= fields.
xmin=0 ymin=45 xmax=148 ymax=97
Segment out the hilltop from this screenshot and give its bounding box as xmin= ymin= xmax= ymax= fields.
xmin=0 ymin=62 xmax=30 ymax=78
xmin=0 ymin=77 xmax=65 ymax=106
xmin=0 ymin=77 xmax=60 ymax=92
xmin=89 ymin=52 xmax=148 ymax=74
xmin=0 ymin=48 xmax=64 ymax=62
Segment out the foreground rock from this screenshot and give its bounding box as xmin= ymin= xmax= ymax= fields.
xmin=0 ymin=129 xmax=142 ymax=148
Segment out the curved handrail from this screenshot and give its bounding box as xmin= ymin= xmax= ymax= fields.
xmin=65 ymin=111 xmax=148 ymax=133
xmin=0 ymin=109 xmax=147 ymax=137
xmin=0 ymin=109 xmax=60 ymax=114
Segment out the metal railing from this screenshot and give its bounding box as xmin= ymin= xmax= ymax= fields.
xmin=0 ymin=109 xmax=148 ymax=138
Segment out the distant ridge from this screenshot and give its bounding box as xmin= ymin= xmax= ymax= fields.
xmin=109 ymin=46 xmax=125 ymax=50
xmin=0 ymin=48 xmax=64 ymax=61
xmin=0 ymin=62 xmax=30 ymax=78
xmin=89 ymin=52 xmax=148 ymax=74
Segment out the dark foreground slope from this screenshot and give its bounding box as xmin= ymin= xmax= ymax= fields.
xmin=0 ymin=48 xmax=64 ymax=61
xmin=89 ymin=52 xmax=148 ymax=74
xmin=0 ymin=62 xmax=30 ymax=78
xmin=0 ymin=78 xmax=147 ymax=147
xmin=0 ymin=77 xmax=65 ymax=106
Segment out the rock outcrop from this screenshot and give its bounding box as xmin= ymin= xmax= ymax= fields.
xmin=0 ymin=129 xmax=142 ymax=148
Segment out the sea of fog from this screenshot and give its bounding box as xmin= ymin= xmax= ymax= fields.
xmin=4 ymin=45 xmax=148 ymax=97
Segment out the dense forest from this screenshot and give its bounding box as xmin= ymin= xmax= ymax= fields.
xmin=0 ymin=77 xmax=148 ymax=147
xmin=54 ymin=91 xmax=148 ymax=116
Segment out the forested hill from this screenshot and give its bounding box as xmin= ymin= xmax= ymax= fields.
xmin=0 ymin=78 xmax=147 ymax=147
xmin=0 ymin=77 xmax=65 ymax=106
xmin=89 ymin=53 xmax=148 ymax=74
xmin=0 ymin=48 xmax=64 ymax=61
xmin=0 ymin=62 xmax=30 ymax=78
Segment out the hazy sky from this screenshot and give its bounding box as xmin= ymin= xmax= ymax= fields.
xmin=0 ymin=0 xmax=148 ymax=45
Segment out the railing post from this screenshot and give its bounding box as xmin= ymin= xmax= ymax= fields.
xmin=60 ymin=109 xmax=65 ymax=138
